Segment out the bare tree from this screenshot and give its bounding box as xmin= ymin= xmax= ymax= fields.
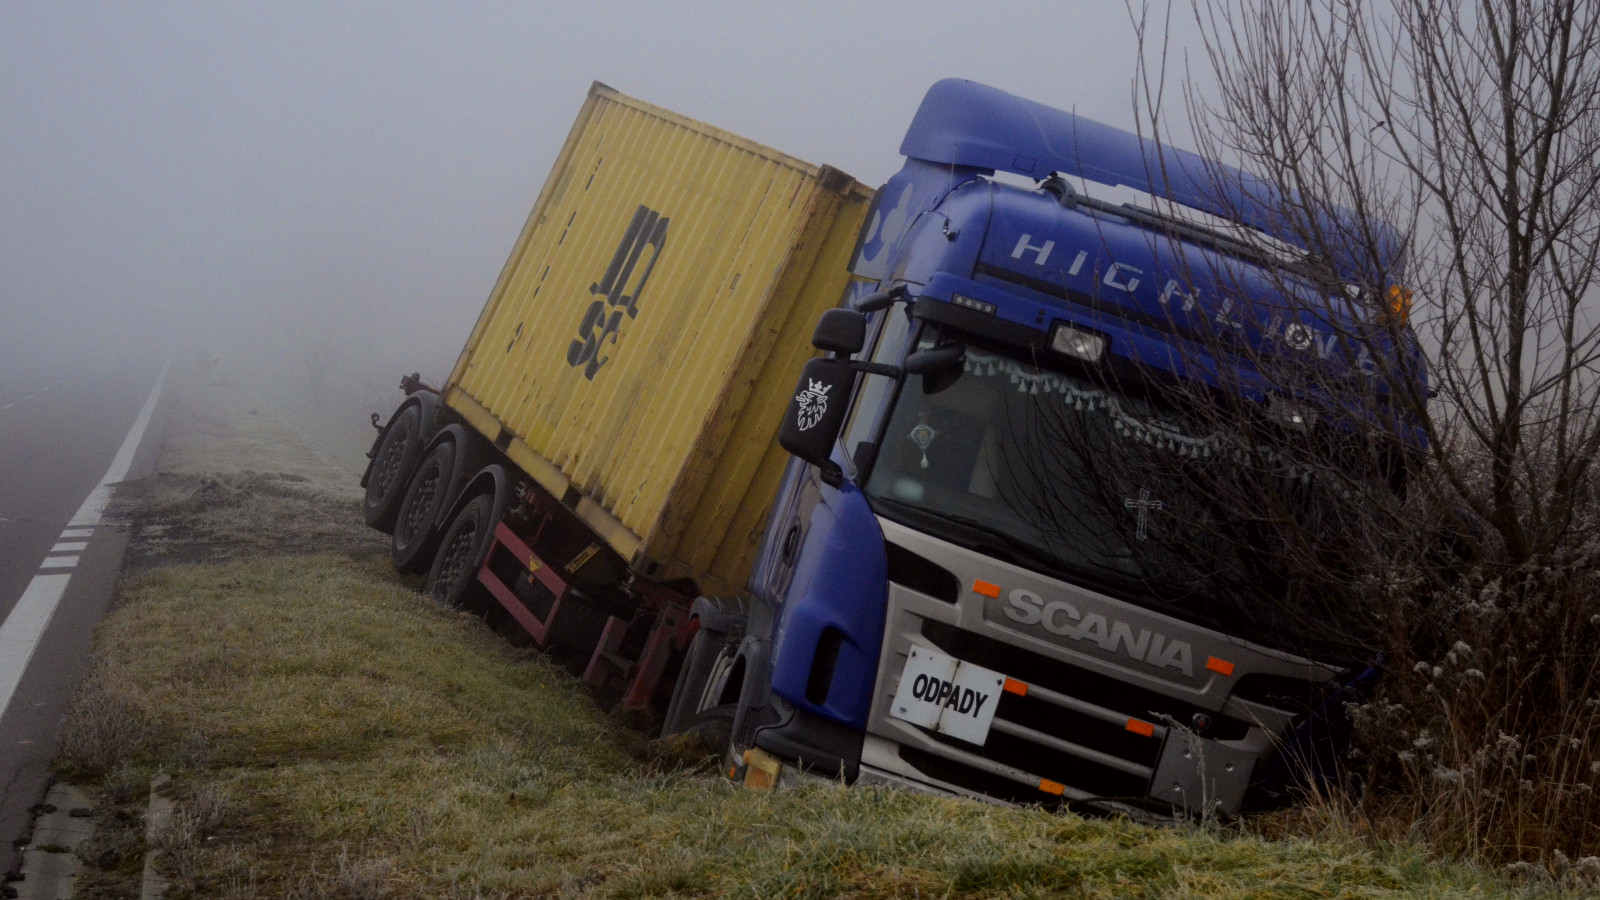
xmin=1127 ymin=0 xmax=1600 ymax=866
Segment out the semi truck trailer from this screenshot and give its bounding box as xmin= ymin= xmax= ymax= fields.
xmin=362 ymin=79 xmax=1419 ymax=816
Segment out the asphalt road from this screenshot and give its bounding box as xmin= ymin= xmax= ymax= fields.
xmin=0 ymin=354 xmax=168 ymax=877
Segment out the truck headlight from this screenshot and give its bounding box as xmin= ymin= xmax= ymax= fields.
xmin=1049 ymin=322 xmax=1107 ymax=363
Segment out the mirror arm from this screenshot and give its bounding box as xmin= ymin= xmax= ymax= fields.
xmin=855 ymin=283 xmax=910 ymax=313
xmin=849 ymin=361 xmax=903 ymax=378
xmin=818 ymin=461 xmax=845 ymax=488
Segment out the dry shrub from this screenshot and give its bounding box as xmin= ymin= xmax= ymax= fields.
xmin=1338 ymin=490 xmax=1600 ymax=868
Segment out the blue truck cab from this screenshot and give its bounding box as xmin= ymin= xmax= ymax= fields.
xmin=668 ymin=79 xmax=1419 ymax=815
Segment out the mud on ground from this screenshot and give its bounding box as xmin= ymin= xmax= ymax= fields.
xmin=109 ymin=368 xmax=386 ymax=570
xmin=112 ymin=470 xmax=382 ymax=570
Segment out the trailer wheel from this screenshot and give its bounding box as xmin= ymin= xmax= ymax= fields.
xmin=426 ymin=492 xmax=496 ymax=610
xmin=661 ymin=616 xmax=740 ymax=749
xmin=363 ymin=405 xmax=424 ymax=532
xmin=391 ymin=440 xmax=454 ymax=573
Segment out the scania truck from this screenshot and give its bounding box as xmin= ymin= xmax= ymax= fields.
xmin=362 ymin=79 xmax=1418 ymax=816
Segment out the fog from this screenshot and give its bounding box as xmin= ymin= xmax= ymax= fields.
xmin=1 ymin=2 xmax=1183 ymax=455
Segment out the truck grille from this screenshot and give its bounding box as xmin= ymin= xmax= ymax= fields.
xmin=903 ymin=619 xmax=1255 ymax=802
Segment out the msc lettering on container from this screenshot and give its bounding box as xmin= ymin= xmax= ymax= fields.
xmin=567 ymin=204 xmax=669 ymax=380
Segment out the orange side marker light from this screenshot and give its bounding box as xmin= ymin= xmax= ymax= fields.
xmin=1126 ymin=718 xmax=1156 ymax=738
xmin=1206 ymin=657 xmax=1236 ymax=677
xmin=1386 ymin=284 xmax=1414 ymax=323
xmin=1039 ymin=779 xmax=1066 ymax=796
xmin=1003 ymin=678 xmax=1029 ymax=697
xmin=972 ymin=579 xmax=1001 ymax=598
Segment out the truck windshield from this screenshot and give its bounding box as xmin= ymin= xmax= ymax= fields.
xmin=862 ymin=336 xmax=1377 ymax=656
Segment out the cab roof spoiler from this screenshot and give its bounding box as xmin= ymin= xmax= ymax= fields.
xmin=899 ymin=79 xmax=1403 ymax=284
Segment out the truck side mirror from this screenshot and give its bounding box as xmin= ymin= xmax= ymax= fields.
xmin=904 ymin=342 xmax=964 ymax=375
xmin=905 ymin=342 xmax=966 ymax=395
xmin=779 ymin=357 xmax=854 ymax=486
xmin=812 ymin=308 xmax=867 ymax=355
xmin=854 ymin=284 xmax=909 ymax=313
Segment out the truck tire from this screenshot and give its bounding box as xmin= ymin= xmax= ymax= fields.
xmin=681 ymin=704 xmax=736 ymax=755
xmin=661 ymin=611 xmax=740 ymax=748
xmin=363 ymin=405 xmax=424 ymax=532
xmin=391 ymin=440 xmax=455 ymax=574
xmin=426 ymin=492 xmax=496 ymax=610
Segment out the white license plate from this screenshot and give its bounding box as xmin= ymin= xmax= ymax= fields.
xmin=889 ymin=644 xmax=1006 ymax=745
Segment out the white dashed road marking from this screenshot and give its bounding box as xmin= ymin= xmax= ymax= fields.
xmin=50 ymin=543 xmax=87 ymax=553
xmin=0 ymin=359 xmax=168 ymax=727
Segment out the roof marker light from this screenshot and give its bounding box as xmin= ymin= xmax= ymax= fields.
xmin=951 ymin=293 xmax=997 ymax=315
xmin=1049 ymin=322 xmax=1107 ymax=363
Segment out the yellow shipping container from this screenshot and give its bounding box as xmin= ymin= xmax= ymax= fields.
xmin=443 ymin=83 xmax=872 ymax=596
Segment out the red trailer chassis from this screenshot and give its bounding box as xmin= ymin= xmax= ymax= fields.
xmin=475 ymin=516 xmax=697 ymax=711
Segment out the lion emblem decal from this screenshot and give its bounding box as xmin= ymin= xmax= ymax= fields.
xmin=794 ymin=379 xmax=832 ymax=431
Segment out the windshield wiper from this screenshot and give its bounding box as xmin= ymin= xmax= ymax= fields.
xmin=931 ymin=511 xmax=1063 ymax=569
xmin=869 ymin=496 xmax=1143 ymax=599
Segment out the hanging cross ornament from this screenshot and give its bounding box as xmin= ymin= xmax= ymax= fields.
xmin=1124 ymin=489 xmax=1163 ymax=541
xmin=908 ymin=413 xmax=938 ymax=469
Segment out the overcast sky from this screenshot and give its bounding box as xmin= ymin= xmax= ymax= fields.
xmin=1 ymin=2 xmax=1189 ymax=391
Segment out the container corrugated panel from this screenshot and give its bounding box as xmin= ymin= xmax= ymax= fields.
xmin=443 ymin=82 xmax=872 ymax=594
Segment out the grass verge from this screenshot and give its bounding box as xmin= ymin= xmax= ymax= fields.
xmin=58 ymin=547 xmax=1569 ymax=898
xmin=51 ymin=372 xmax=1585 ymax=897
